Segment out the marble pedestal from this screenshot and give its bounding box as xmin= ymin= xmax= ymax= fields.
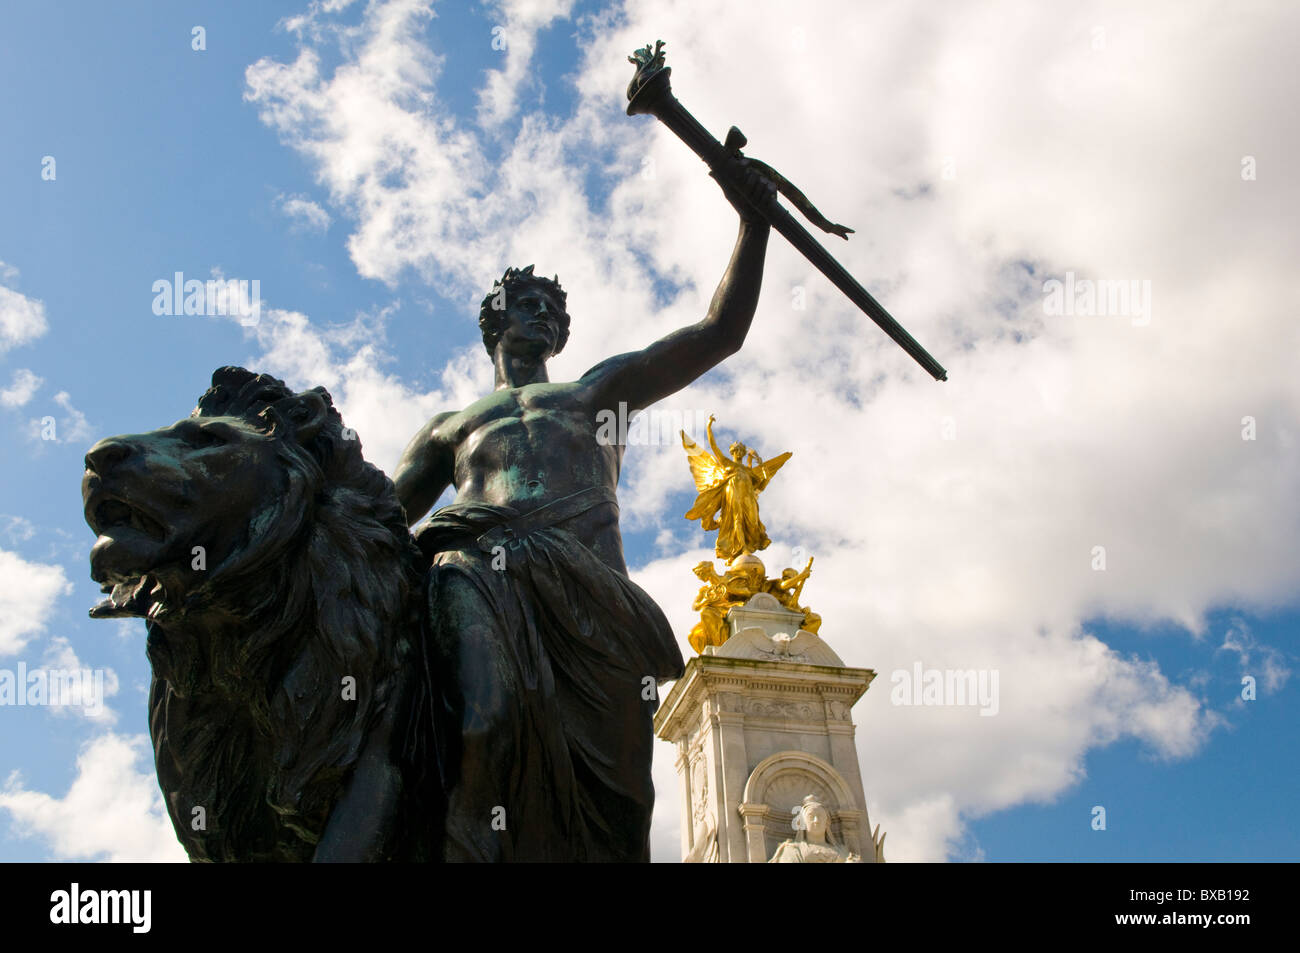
xmin=654 ymin=592 xmax=881 ymax=862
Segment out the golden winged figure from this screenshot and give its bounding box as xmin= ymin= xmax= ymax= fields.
xmin=680 ymin=416 xmax=792 ymax=564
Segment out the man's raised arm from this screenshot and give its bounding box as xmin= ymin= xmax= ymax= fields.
xmin=582 ymin=168 xmax=773 ymax=412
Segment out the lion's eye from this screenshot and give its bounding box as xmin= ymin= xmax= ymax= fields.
xmin=178 ymin=423 xmax=226 ymax=448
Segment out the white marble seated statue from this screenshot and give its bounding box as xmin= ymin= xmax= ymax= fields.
xmin=768 ymin=794 xmax=861 ymax=863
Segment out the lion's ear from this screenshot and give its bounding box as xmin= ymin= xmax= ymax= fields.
xmin=287 ymin=390 xmax=331 ymax=444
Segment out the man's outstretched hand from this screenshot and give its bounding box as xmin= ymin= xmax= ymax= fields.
xmin=711 ymin=156 xmax=777 ymax=227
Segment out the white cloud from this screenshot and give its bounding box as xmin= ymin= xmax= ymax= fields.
xmin=39 ymin=636 xmax=121 ymax=724
xmin=1218 ymin=619 xmax=1291 ymax=694
xmin=477 ymin=0 xmax=575 ymax=128
xmin=27 ymin=390 xmax=93 ymax=445
xmin=0 ymin=284 xmax=48 ymax=355
xmin=649 ymin=741 xmax=680 ymax=862
xmin=240 ymin=0 xmax=1300 ymax=860
xmin=884 ymin=794 xmax=968 ymax=863
xmin=115 ymin=620 xmax=142 ymax=642
xmin=0 ymin=547 xmax=72 ymax=656
xmin=246 ymin=1 xmax=490 ymax=288
xmin=0 ymin=368 xmax=43 ymax=407
xmin=282 ymin=0 xmax=362 ymax=38
xmin=0 ymin=734 xmax=186 ymax=862
xmin=0 ymin=515 xmax=36 ymax=544
xmin=239 ymin=304 xmax=490 ymax=477
xmin=275 ymin=192 xmax=333 ymax=233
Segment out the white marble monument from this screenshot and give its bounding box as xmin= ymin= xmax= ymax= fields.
xmin=654 ymin=591 xmax=885 ymax=863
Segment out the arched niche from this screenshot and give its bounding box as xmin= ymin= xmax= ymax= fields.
xmin=739 ymin=751 xmax=863 ymax=861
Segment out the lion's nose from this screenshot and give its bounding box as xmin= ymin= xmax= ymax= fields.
xmin=85 ymin=438 xmax=132 ymax=474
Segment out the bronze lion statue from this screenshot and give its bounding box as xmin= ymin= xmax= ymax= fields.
xmin=82 ymin=367 xmax=437 ymax=861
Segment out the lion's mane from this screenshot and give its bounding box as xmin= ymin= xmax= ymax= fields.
xmin=145 ymin=366 xmax=425 ymax=861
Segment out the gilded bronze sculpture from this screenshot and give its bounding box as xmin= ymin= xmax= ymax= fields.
xmin=681 ymin=417 xmax=791 ymax=563
xmin=765 ymin=559 xmax=821 ymax=634
xmin=688 ymin=559 xmax=765 ymax=654
xmin=679 ymin=417 xmax=822 ymax=656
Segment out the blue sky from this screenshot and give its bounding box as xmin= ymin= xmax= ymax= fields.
xmin=1 ymin=0 xmax=1296 ymax=862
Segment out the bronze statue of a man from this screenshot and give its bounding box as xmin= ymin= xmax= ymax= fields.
xmin=393 ymin=167 xmax=774 ymax=861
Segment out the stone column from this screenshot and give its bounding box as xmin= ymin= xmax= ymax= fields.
xmin=738 ymin=803 xmax=770 ymax=862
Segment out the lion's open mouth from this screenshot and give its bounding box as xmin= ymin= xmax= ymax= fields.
xmin=90 ymin=573 xmax=165 ymax=620
xmin=84 ymin=484 xmax=175 ymax=606
xmin=92 ymin=496 xmax=168 ymax=542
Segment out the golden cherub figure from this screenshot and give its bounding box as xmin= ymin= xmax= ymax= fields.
xmin=763 ymin=557 xmax=821 ymax=635
xmin=681 ymin=416 xmax=792 ymax=564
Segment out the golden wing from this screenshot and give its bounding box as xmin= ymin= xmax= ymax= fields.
xmin=754 ymin=450 xmax=792 ymax=489
xmin=680 ymin=431 xmax=729 ymax=492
